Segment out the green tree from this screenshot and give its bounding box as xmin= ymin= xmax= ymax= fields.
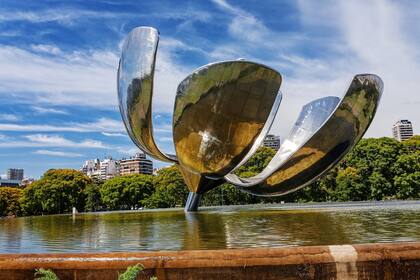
xmin=100 ymin=174 xmax=154 ymax=210
xmin=84 ymin=183 xmax=102 ymax=211
xmin=0 ymin=187 xmax=23 ymax=216
xmin=143 ymin=166 xmax=189 ymax=208
xmin=368 ymin=171 xmax=393 ymax=200
xmin=15 ymin=136 xmax=420 ymax=216
xmin=402 ymin=135 xmax=420 ymax=152
xmin=392 ymin=152 xmax=420 ymax=176
xmin=341 ymin=137 xmax=403 ymax=182
xmin=394 ymin=172 xmax=420 ymax=199
xmin=332 ymin=167 xmax=368 ymax=201
xmin=329 ymin=137 xmax=417 ymax=201
xmin=20 ymin=169 xmax=91 ymax=215
xmin=392 ymin=151 xmax=420 ymax=199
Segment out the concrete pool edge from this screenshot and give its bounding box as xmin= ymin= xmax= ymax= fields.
xmin=0 ymin=242 xmax=419 ymax=279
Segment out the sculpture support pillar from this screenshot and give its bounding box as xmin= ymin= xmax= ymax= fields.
xmin=185 ymin=192 xmax=202 ymax=212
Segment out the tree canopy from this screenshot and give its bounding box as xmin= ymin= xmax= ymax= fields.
xmin=100 ymin=174 xmax=154 ymax=210
xmin=20 ymin=169 xmax=92 ymax=215
xmin=142 ymin=166 xmax=189 ymax=208
xmin=0 ymin=187 xmax=22 ymax=217
xmin=3 ymin=136 xmax=418 ymax=217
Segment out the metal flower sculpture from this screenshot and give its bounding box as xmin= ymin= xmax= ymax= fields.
xmin=118 ymin=27 xmax=383 ymax=211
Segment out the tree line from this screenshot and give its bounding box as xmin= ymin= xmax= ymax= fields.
xmin=0 ymin=136 xmax=418 ymax=217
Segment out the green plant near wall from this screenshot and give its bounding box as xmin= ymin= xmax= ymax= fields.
xmin=34 ymin=264 xmax=157 ymax=280
xmin=118 ymin=264 xmax=144 ymax=280
xmin=34 ymin=269 xmax=59 ymax=280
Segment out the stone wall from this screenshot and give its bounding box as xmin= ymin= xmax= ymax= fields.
xmin=0 ymin=242 xmax=419 ymax=279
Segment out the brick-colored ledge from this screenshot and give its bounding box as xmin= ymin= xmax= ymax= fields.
xmin=0 ymin=242 xmax=419 ymax=279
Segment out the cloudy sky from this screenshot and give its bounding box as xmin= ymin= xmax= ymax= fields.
xmin=0 ymin=0 xmax=419 ymax=178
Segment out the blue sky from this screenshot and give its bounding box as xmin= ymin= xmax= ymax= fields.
xmin=0 ymin=0 xmax=419 ymax=179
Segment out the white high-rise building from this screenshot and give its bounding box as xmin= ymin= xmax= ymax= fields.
xmin=392 ymin=120 xmax=414 ymax=141
xmin=81 ymin=158 xmax=101 ymax=179
xmin=99 ymin=158 xmax=120 ymax=180
xmin=263 ymin=134 xmax=281 ymax=151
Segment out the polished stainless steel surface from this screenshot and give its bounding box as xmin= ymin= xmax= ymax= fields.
xmin=225 ymin=95 xmax=341 ymax=186
xmin=173 ymin=60 xmax=282 ymax=178
xmin=118 ymin=27 xmax=177 ymax=162
xmin=226 ymin=74 xmax=383 ymax=195
xmin=185 ymin=192 xmax=203 ymax=212
xmin=229 ymin=89 xmax=283 ymax=174
xmin=117 ymin=26 xmax=384 ymax=211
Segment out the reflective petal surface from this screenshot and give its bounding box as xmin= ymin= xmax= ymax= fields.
xmin=226 ymin=74 xmax=383 ymax=196
xmin=117 ymin=26 xmax=384 ymax=211
xmin=118 ymin=27 xmax=177 ymax=162
xmin=173 ymin=61 xmax=282 ymax=178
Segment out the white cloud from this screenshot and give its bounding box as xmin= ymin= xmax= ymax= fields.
xmin=213 ymin=0 xmax=268 ymax=43
xmin=31 ymin=44 xmax=62 ymax=55
xmin=0 ymin=0 xmax=418 ymax=142
xmin=116 ymin=146 xmax=142 ymax=156
xmin=34 ymin=150 xmax=83 ymax=157
xmin=31 ymin=106 xmax=68 ymax=115
xmin=147 ymin=10 xmax=212 ymax=22
xmin=69 ymin=118 xmax=124 ymax=132
xmin=208 ymin=43 xmax=248 ymax=61
xmin=0 ymin=8 xmax=212 ymax=26
xmin=293 ymin=0 xmax=420 ymax=137
xmin=0 ymin=134 xmax=108 ymax=149
xmin=0 ymin=9 xmax=128 ymax=24
xmin=207 ymin=0 xmax=420 ymax=139
xmin=0 ymin=113 xmax=19 ymax=121
xmin=160 ymin=37 xmax=207 ymax=56
xmin=207 ymin=1 xmax=347 ymax=138
xmin=0 ymin=30 xmax=21 ymax=37
xmin=25 ymin=134 xmax=73 ymax=145
xmin=0 ymin=46 xmax=117 ymax=107
xmin=101 ymin=132 xmax=126 ymax=137
xmin=0 ymin=38 xmax=189 ymax=113
xmin=211 ymin=0 xmax=305 ymax=55
xmin=25 ymin=134 xmax=107 ymax=148
xmin=0 ymin=117 xmax=124 ymax=133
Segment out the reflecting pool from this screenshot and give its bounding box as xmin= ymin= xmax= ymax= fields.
xmin=0 ymin=201 xmax=419 ymax=253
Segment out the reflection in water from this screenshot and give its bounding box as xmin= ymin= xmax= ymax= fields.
xmin=0 ymin=201 xmax=419 ymax=253
xmin=184 ymin=212 xmax=227 ymax=250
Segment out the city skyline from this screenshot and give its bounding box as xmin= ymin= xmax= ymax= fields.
xmin=0 ymin=0 xmax=419 ymax=178
xmin=81 ymin=152 xmax=154 ymax=180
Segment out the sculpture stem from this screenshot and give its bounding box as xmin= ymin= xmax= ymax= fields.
xmin=185 ymin=192 xmax=202 ymax=212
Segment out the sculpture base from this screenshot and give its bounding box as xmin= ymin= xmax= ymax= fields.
xmin=185 ymin=192 xmax=202 ymax=212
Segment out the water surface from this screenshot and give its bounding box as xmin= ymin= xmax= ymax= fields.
xmin=1 ymin=201 xmax=419 ymax=253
